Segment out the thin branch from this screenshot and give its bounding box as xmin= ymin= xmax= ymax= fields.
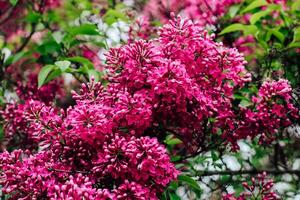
xmin=197 ymin=169 xmax=300 ymax=177
xmin=15 ymin=23 xmax=36 ymax=53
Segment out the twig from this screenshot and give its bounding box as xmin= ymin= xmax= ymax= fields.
xmin=15 ymin=23 xmax=36 ymax=53
xmin=197 ymin=169 xmax=300 ymax=177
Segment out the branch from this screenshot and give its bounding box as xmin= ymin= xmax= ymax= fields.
xmin=197 ymin=169 xmax=300 ymax=177
xmin=15 ymin=23 xmax=36 ymax=53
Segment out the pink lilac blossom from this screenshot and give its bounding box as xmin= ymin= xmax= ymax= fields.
xmin=106 ymin=15 xmax=252 ymax=149
xmin=1 ymin=100 xmax=62 ymax=150
xmin=232 ymin=79 xmax=298 ymax=147
xmin=1 ymin=82 xmax=178 ymax=199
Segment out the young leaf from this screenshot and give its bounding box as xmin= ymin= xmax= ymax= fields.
xmin=292 ymin=0 xmax=300 ymax=12
xmin=66 ymin=56 xmax=94 ymax=69
xmin=219 ymin=23 xmax=244 ymax=35
xmin=268 ymin=28 xmax=285 ymax=43
xmin=293 ymin=27 xmax=300 ymax=42
xmin=250 ymin=10 xmax=271 ymax=25
xmin=25 ymin=12 xmax=42 ymax=23
xmin=68 ymin=24 xmax=100 ymax=36
xmin=9 ymin=0 xmax=18 ymax=6
xmin=288 ymin=42 xmax=300 ymax=49
xmin=44 ymin=69 xmax=63 ymax=84
xmin=243 ymin=25 xmax=258 ymax=35
xmin=169 ymin=193 xmax=181 ymax=200
xmin=55 ymin=60 xmax=71 ymax=72
xmin=4 ymin=51 xmax=30 ymax=66
xmin=242 ymin=0 xmax=268 ymax=13
xmin=165 ymin=138 xmax=183 ymax=145
xmin=178 ymin=175 xmax=202 ymax=192
xmin=229 ymin=4 xmax=241 ymax=18
xmin=38 ymin=65 xmax=55 ymax=88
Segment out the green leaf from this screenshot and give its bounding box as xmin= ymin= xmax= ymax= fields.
xmin=243 ymin=25 xmax=258 ymax=35
xmin=55 ymin=60 xmax=71 ymax=72
xmin=68 ymin=24 xmax=100 ymax=36
xmin=108 ymin=0 xmax=115 ymax=7
xmin=292 ymin=0 xmax=300 ymax=12
xmin=211 ymin=151 xmax=219 ymax=161
xmin=4 ymin=51 xmax=29 ymax=66
xmin=169 ymin=193 xmax=181 ymax=200
xmin=165 ymin=138 xmax=182 ymax=145
xmin=160 ymin=192 xmax=167 ymax=200
xmin=9 ymin=0 xmax=18 ymax=6
xmin=168 ymin=181 xmax=179 ymax=190
xmin=250 ymin=10 xmax=271 ymax=25
xmin=25 ymin=12 xmax=42 ymax=23
xmin=37 ymin=40 xmax=61 ymax=55
xmin=66 ymin=56 xmax=94 ymax=69
xmin=103 ymin=9 xmax=128 ymax=25
xmin=0 ymin=124 xmax=3 ymax=141
xmin=44 ymin=69 xmax=63 ymax=84
xmin=178 ymin=175 xmax=202 ymax=192
xmin=229 ymin=4 xmax=241 ymax=18
xmin=171 ymin=155 xmax=181 ymax=162
xmin=256 ymin=31 xmax=268 ymax=50
xmin=219 ymin=23 xmax=244 ymax=35
xmin=234 ymin=93 xmax=248 ymax=101
xmin=52 ymin=31 xmax=65 ymax=44
xmin=38 ymin=65 xmax=55 ymax=88
xmin=239 ymin=100 xmax=252 ymax=108
xmin=242 ymin=0 xmax=268 ymax=13
xmin=268 ymin=28 xmax=285 ymax=43
xmin=164 ymin=135 xmax=183 ymax=145
xmin=288 ymin=42 xmax=300 ymax=49
xmin=293 ymin=27 xmax=300 ymax=42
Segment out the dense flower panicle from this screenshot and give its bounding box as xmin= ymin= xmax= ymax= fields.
xmin=64 ymin=103 xmax=113 ymax=146
xmin=92 ymin=135 xmax=178 ymax=192
xmin=105 ymin=15 xmax=251 ymax=147
xmin=51 ymin=131 xmax=97 ymax=170
xmin=1 ymin=83 xmax=178 ymax=199
xmin=0 ymin=133 xmax=177 ymax=199
xmin=131 ymin=137 xmax=178 ymax=189
xmin=0 ymin=151 xmax=56 ymax=200
xmin=1 ymin=100 xmax=62 ymax=149
xmin=233 ymin=79 xmax=298 ymax=146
